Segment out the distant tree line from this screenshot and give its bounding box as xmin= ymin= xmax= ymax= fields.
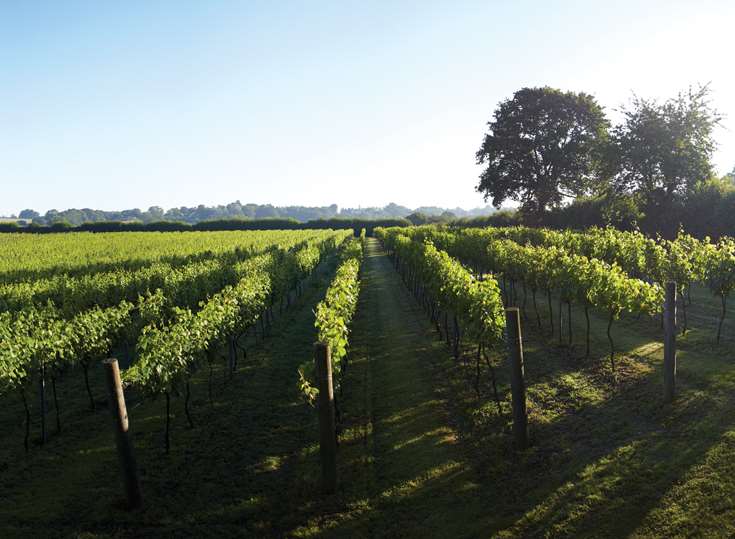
xmin=9 ymin=202 xmax=497 ymax=227
xmin=476 ymin=84 xmax=731 ymax=238
xmin=0 ymin=217 xmax=411 ymax=236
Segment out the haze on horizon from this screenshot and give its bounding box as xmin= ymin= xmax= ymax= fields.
xmin=2 ymin=0 xmax=733 ymax=216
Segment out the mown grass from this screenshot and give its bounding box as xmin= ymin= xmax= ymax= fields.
xmin=313 ymin=240 xmax=735 ymax=537
xmin=450 ymin=281 xmax=735 ymax=537
xmin=4 ymin=240 xmax=735 ymax=538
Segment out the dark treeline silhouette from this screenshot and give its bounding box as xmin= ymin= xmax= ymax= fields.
xmin=0 ymin=217 xmax=411 ymax=236
xmin=460 ymin=176 xmax=735 ymax=240
xmin=475 ymin=85 xmax=732 ymax=239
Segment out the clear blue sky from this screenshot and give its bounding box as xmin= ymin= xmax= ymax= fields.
xmin=1 ymin=0 xmax=733 ymax=215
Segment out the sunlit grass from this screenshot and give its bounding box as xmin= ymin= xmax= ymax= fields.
xmin=391 ymin=426 xmax=455 ymax=451
xmin=6 ymin=242 xmax=735 ymax=537
xmin=379 ymin=461 xmax=463 ymax=500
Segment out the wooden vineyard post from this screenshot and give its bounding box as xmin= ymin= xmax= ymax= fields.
xmin=663 ymin=282 xmax=677 ymax=403
xmin=102 ymin=358 xmax=142 ymax=509
xmin=39 ymin=362 xmax=47 ymax=445
xmin=314 ymin=342 xmax=337 ymax=493
xmin=506 ymin=308 xmax=528 ymax=449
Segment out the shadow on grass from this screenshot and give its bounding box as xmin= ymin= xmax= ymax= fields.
xmin=5 ymin=242 xmax=735 ymax=538
xmin=308 ymin=239 xmax=735 ymax=538
xmin=0 ymin=259 xmax=343 ymax=538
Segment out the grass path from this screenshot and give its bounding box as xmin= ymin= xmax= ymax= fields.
xmin=311 ymin=238 xmax=490 ymax=538
xmin=315 ymin=238 xmax=735 ymax=538
xmin=358 ymin=237 xmax=479 ymax=536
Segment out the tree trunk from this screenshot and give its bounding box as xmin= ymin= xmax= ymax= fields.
xmin=184 ymin=380 xmax=194 ymax=428
xmin=567 ymin=301 xmax=573 ymax=347
xmin=547 ymin=289 xmax=554 ymax=337
xmin=164 ymin=391 xmax=171 ymax=454
xmin=21 ymin=387 xmax=30 ymax=452
xmin=453 ymin=314 xmax=461 ymax=361
xmin=435 ymin=305 xmax=442 ymax=340
xmin=474 ymin=344 xmax=482 ymax=398
xmin=482 ymin=347 xmax=503 ymax=416
xmin=39 ymin=363 xmax=47 ymax=445
xmin=607 ymin=314 xmax=616 ymax=383
xmin=521 ymin=282 xmax=528 ymax=321
xmin=717 ymin=294 xmax=727 ymax=345
xmin=82 ymin=360 xmax=95 ymax=411
xmin=444 ymin=312 xmax=450 ymax=347
xmin=51 ymin=374 xmax=61 ymax=434
xmin=208 ymin=363 xmax=213 ymax=406
xmin=679 ymin=288 xmax=688 ymax=335
xmin=231 ymin=336 xmax=239 ymax=373
xmin=532 ymin=289 xmax=542 ymax=330
xmin=558 ymin=297 xmax=564 ymax=345
xmin=584 ymin=303 xmax=591 ymax=359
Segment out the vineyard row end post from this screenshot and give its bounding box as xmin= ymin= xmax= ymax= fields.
xmin=314 ymin=342 xmax=337 ymax=493
xmin=102 ymin=358 xmax=143 ymax=510
xmin=663 ymin=282 xmax=677 ymax=403
xmin=506 ymin=308 xmax=528 ymax=450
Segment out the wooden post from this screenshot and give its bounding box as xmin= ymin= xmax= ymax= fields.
xmin=663 ymin=282 xmax=677 ymax=403
xmin=103 ymin=358 xmax=142 ymax=509
xmin=39 ymin=362 xmax=47 ymax=445
xmin=506 ymin=308 xmax=528 ymax=449
xmin=314 ymin=342 xmax=337 ymax=493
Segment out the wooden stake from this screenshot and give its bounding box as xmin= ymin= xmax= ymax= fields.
xmin=39 ymin=362 xmax=47 ymax=445
xmin=506 ymin=308 xmax=528 ymax=449
xmin=664 ymin=282 xmax=677 ymax=403
xmin=102 ymin=358 xmax=142 ymax=509
xmin=314 ymin=342 xmax=337 ymax=493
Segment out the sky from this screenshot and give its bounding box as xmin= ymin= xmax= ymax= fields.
xmin=1 ymin=0 xmax=734 ymax=215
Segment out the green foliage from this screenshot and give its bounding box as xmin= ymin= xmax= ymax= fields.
xmin=607 ymin=85 xmax=722 ymax=237
xmin=703 ymin=238 xmax=735 ymax=299
xmin=0 ymin=230 xmax=350 ymax=398
xmin=476 ymin=87 xmax=609 ymax=217
xmin=0 ymin=302 xmax=133 ymax=394
xmin=378 ymin=228 xmax=506 ymax=346
xmin=384 ymin=224 xmax=664 ymax=320
xmin=299 ymin=239 xmax=363 ymax=405
xmin=125 ymin=235 xmax=341 ymax=396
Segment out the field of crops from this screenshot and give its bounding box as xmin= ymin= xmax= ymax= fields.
xmin=3 ymin=226 xmax=735 ymax=537
xmin=1 ymin=229 xmax=354 ymax=447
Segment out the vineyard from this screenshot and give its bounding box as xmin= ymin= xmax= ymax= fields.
xmin=2 ymin=226 xmax=735 ymax=537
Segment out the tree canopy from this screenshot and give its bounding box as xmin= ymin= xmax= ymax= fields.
xmin=608 ymin=85 xmax=721 ymax=206
xmin=476 ymin=87 xmax=609 ymax=219
xmin=604 ymin=85 xmax=722 ymax=236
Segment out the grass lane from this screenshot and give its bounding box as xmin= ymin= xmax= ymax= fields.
xmin=324 ymin=238 xmax=735 ymax=538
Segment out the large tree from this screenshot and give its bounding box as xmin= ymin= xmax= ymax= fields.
xmin=608 ymin=85 xmax=721 ymax=233
xmin=18 ymin=209 xmax=40 ymax=220
xmin=476 ymin=87 xmax=609 ymax=219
